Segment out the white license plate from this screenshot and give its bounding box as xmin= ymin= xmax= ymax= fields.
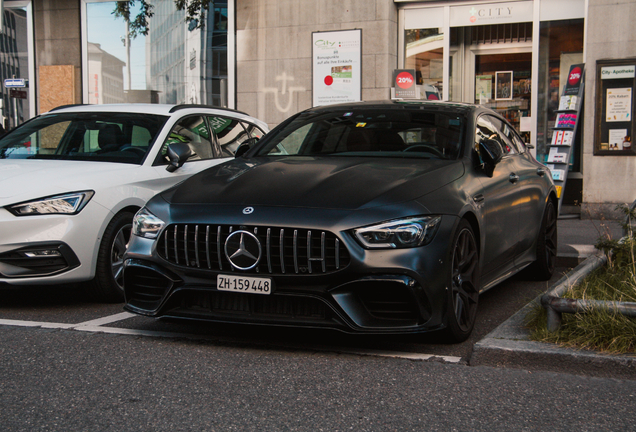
xmin=217 ymin=274 xmax=272 ymax=295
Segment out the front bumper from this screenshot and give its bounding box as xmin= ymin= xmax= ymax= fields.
xmin=123 ymin=216 xmax=458 ymax=335
xmin=0 ymin=203 xmax=109 ymax=285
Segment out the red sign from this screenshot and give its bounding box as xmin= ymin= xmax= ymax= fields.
xmin=396 ymin=71 xmax=415 ymax=89
xmin=568 ymin=66 xmax=582 ymax=86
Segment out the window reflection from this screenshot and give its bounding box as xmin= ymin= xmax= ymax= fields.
xmin=1 ymin=6 xmax=30 ymax=130
xmin=86 ymin=0 xmax=228 ymax=106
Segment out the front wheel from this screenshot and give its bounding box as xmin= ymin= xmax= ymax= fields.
xmin=442 ymin=220 xmax=480 ymax=343
xmin=527 ymin=200 xmax=558 ymax=280
xmin=90 ymin=211 xmax=134 ymax=303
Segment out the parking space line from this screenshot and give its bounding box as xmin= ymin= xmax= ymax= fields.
xmin=75 ymin=312 xmax=136 ymax=327
xmin=0 ymin=317 xmax=462 ymax=364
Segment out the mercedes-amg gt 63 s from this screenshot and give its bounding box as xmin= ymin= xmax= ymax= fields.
xmin=124 ymin=100 xmax=557 ymax=342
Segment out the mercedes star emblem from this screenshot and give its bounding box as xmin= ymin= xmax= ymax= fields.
xmin=243 ymin=207 xmax=254 ymax=215
xmin=224 ymin=230 xmax=262 ymax=270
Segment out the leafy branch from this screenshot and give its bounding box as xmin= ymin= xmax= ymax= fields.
xmin=113 ymin=0 xmax=211 ymax=38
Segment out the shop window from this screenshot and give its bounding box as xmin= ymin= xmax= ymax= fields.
xmin=536 ymin=19 xmax=584 ymax=169
xmin=405 ymin=28 xmax=443 ymax=100
xmin=84 ymin=0 xmax=228 ymax=106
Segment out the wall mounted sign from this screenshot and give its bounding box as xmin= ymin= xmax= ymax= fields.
xmin=312 ymin=29 xmax=362 ymax=107
xmin=449 ymin=1 xmax=534 ymax=27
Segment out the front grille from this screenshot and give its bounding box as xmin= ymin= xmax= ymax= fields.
xmin=158 ymin=224 xmax=350 ymax=275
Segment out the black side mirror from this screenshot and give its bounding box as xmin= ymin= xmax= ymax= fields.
xmin=478 ymin=139 xmax=504 ymax=176
xmin=166 ymin=142 xmax=192 ymax=172
xmin=235 ymin=137 xmax=259 ymax=158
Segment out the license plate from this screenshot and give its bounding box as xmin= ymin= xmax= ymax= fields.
xmin=216 ymin=274 xmax=272 ymax=295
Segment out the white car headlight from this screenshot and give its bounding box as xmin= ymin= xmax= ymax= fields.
xmin=353 ymin=216 xmax=441 ymax=249
xmin=132 ymin=207 xmax=165 ymax=239
xmin=6 ymin=191 xmax=94 ymax=216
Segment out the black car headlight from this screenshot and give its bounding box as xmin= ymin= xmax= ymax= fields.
xmin=6 ymin=191 xmax=94 ymax=216
xmin=353 ymin=216 xmax=441 ymax=249
xmin=132 ymin=207 xmax=165 ymax=239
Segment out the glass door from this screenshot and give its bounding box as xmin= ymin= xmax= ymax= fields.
xmin=472 ymin=52 xmax=532 ymax=142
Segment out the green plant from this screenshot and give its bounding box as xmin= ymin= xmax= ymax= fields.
xmin=526 ymin=202 xmax=636 ymax=354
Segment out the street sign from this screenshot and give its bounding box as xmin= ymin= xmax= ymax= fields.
xmin=4 ymin=78 xmax=27 ymax=88
xmin=10 ymin=89 xmax=27 ymax=99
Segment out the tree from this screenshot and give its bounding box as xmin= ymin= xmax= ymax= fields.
xmin=113 ymin=0 xmax=211 ymax=36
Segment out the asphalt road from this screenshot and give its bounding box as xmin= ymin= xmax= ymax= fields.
xmin=1 ymin=270 xmax=635 ymax=430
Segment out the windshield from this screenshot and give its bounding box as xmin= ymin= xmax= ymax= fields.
xmin=0 ymin=112 xmax=168 ymax=164
xmin=255 ymin=108 xmax=465 ymax=160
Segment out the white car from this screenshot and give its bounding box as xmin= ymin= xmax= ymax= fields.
xmin=0 ymin=104 xmax=268 ymax=302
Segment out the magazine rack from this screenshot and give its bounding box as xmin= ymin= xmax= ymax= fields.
xmin=545 ymin=65 xmax=585 ymax=214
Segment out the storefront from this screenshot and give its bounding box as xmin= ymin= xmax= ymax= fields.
xmin=397 ymin=0 xmax=585 ymax=185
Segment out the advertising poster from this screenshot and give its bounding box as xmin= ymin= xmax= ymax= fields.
xmin=606 ymin=87 xmax=632 ymax=122
xmin=475 ymin=75 xmax=492 ymax=103
xmin=393 ymin=69 xmax=416 ymax=99
xmin=312 ymin=29 xmax=362 ymax=107
xmin=495 ymin=71 xmax=512 ymax=100
xmin=608 ymin=129 xmax=628 ymax=150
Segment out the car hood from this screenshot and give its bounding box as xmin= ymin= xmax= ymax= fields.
xmin=0 ymin=160 xmax=139 ymax=203
xmin=166 ymin=156 xmax=465 ymax=211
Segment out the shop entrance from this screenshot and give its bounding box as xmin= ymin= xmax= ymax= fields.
xmin=472 ymin=51 xmax=532 ymax=140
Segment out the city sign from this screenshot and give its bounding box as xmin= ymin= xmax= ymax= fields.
xmin=4 ymin=78 xmax=27 ymax=88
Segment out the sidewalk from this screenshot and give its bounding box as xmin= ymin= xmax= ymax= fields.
xmin=470 ymin=217 xmax=636 ymax=379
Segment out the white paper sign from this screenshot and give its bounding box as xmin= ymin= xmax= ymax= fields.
xmin=312 ymin=30 xmax=362 ymax=107
xmin=606 ymin=88 xmax=632 ymax=122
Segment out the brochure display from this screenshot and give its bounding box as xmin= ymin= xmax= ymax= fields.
xmin=594 ymin=59 xmax=635 ymax=155
xmin=546 ymin=64 xmax=585 ymax=213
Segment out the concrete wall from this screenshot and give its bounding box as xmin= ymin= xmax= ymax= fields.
xmin=34 ymin=0 xmax=82 ymax=113
xmin=582 ymin=0 xmax=636 ymax=218
xmin=236 ymin=0 xmax=398 ymax=129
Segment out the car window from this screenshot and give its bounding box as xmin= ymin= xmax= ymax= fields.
xmin=207 ymin=116 xmax=250 ymax=157
xmin=256 ymin=109 xmax=464 ymax=160
xmin=162 ymin=116 xmax=214 ymax=162
xmin=0 ymin=113 xmax=167 ymax=164
xmin=476 ymin=115 xmax=516 ymax=155
xmin=241 ymin=121 xmax=265 ymax=140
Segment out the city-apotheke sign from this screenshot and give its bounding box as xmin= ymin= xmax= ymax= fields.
xmin=450 ymin=1 xmax=534 ymax=27
xmin=601 ymin=65 xmax=636 ymax=80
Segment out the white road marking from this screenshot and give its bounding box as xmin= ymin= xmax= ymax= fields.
xmin=0 ymin=313 xmax=462 ymax=363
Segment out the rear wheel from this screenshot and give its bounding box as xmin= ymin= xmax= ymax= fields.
xmin=528 ymin=200 xmax=557 ymax=280
xmin=90 ymin=211 xmax=134 ymax=303
xmin=442 ymin=220 xmax=480 ymax=343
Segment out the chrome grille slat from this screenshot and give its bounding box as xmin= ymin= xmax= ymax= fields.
xmin=158 ymin=224 xmax=349 ymax=275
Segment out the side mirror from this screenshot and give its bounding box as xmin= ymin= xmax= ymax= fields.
xmin=165 ymin=142 xmax=192 ymax=172
xmin=478 ymin=139 xmax=504 ymax=176
xmin=235 ymin=137 xmax=258 ymax=158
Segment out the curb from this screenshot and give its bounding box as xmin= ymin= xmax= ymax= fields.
xmin=469 ymin=255 xmax=636 ymax=379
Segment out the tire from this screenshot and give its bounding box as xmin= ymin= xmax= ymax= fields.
xmin=442 ymin=220 xmax=480 ymax=343
xmin=527 ymin=200 xmax=558 ymax=281
xmin=90 ymin=211 xmax=134 ymax=303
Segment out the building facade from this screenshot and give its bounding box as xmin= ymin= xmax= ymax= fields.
xmin=1 ymin=0 xmax=635 ymax=217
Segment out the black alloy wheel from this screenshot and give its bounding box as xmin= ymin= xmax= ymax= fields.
xmin=91 ymin=211 xmax=134 ymax=303
xmin=529 ymin=200 xmax=558 ymax=280
xmin=444 ymin=220 xmax=480 ymax=343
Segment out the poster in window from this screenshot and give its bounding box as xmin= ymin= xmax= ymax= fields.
xmin=606 ymin=88 xmax=632 ymax=122
xmin=495 ymin=71 xmax=512 ymax=100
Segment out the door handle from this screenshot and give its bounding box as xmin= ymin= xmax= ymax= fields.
xmin=509 ymin=173 xmax=520 ymax=184
xmin=473 ymin=194 xmax=485 ymax=204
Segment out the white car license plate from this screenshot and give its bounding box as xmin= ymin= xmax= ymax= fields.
xmin=217 ymin=274 xmax=272 ymax=295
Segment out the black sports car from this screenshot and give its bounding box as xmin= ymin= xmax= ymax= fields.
xmin=123 ymin=100 xmax=557 ymax=342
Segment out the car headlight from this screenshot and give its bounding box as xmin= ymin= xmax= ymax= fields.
xmin=6 ymin=191 xmax=94 ymax=216
xmin=353 ymin=216 xmax=441 ymax=249
xmin=132 ymin=207 xmax=165 ymax=239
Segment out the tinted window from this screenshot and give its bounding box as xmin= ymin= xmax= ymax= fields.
xmin=476 ymin=115 xmax=516 ymax=155
xmin=0 ymin=112 xmax=168 ymax=164
xmin=208 ymin=116 xmax=249 ymax=157
xmin=162 ymin=116 xmax=214 ymax=161
xmin=256 ymin=109 xmax=464 ymax=160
